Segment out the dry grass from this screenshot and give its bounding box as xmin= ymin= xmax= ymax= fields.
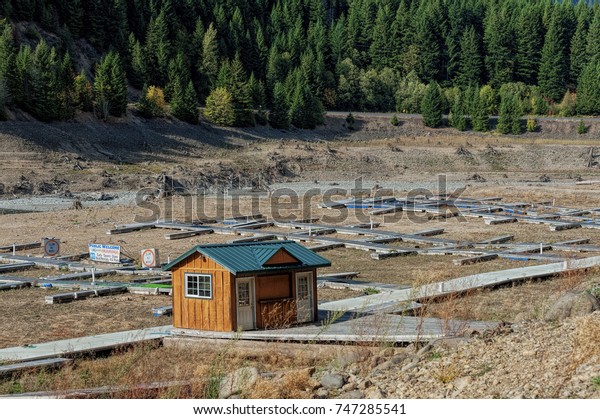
xmin=0 ymin=339 xmax=343 ymax=398
xmin=248 ymin=369 xmax=315 ymax=399
xmin=572 ymin=313 xmax=600 ymax=367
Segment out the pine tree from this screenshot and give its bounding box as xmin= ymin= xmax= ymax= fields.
xmin=457 ymin=26 xmax=483 ymax=87
xmin=471 ymin=87 xmax=489 ymax=132
xmin=421 ymin=82 xmax=444 ymax=128
xmin=415 ymin=3 xmax=445 ymax=82
xmin=576 ymin=61 xmax=600 ymax=116
xmin=170 ymin=80 xmax=198 ymax=124
xmin=570 ymin=10 xmax=590 ymax=87
xmin=449 ymin=90 xmax=467 ymax=131
xmin=484 ymin=3 xmax=514 ymax=88
xmin=369 ymin=5 xmax=391 ymax=70
xmin=269 ymin=82 xmax=290 ymax=129
xmin=289 ymin=70 xmax=323 ymax=129
xmin=200 ymin=23 xmax=219 ymax=93
xmin=94 ymin=51 xmax=128 ymax=119
xmin=145 ymin=11 xmax=170 ymax=86
xmin=515 ymin=5 xmax=544 ymax=86
xmin=0 ymin=20 xmax=14 ymax=81
xmin=586 ymin=7 xmax=600 ymax=63
xmin=497 ymin=92 xmax=523 ymax=135
xmin=73 ymin=69 xmax=93 ymax=112
xmin=128 ymin=33 xmax=146 ymax=89
xmin=539 ymin=8 xmax=570 ymax=102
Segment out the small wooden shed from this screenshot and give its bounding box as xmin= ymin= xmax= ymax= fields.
xmin=163 ymin=241 xmax=331 ymax=332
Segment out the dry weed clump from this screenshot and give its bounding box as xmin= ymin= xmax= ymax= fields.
xmin=248 ymin=369 xmax=315 ymax=399
xmin=571 ymin=313 xmax=600 ymax=367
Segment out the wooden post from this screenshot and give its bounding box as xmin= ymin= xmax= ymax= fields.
xmin=12 ymin=244 xmax=15 ymax=256
xmin=91 ymin=267 xmax=96 ymax=287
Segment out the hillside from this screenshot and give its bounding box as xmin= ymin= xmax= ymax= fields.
xmin=2 ymin=0 xmax=600 ymax=128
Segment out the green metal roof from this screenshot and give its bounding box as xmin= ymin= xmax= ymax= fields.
xmin=162 ymin=240 xmax=331 ymax=274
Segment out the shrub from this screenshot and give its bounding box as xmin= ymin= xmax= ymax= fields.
xmin=390 ymin=114 xmax=400 ymax=126
xmin=138 ymin=85 xmax=167 ymax=118
xmin=255 ymin=109 xmax=268 ymax=126
xmin=578 ymin=119 xmax=587 ymax=135
xmin=346 ymin=112 xmax=355 ymax=129
xmin=203 ymin=87 xmax=236 ymax=126
xmin=526 ymin=118 xmax=537 ymax=132
xmin=395 ymin=70 xmax=426 ymax=113
xmin=558 ymin=91 xmax=577 ymax=117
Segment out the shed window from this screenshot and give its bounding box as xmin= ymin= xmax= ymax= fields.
xmin=185 ymin=273 xmax=212 ymax=299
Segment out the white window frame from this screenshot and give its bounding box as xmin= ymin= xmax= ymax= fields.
xmin=184 ymin=272 xmax=213 ymax=299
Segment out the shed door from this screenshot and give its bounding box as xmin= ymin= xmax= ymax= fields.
xmin=236 ymin=277 xmax=255 ymax=331
xmin=296 ymin=272 xmax=314 ymax=323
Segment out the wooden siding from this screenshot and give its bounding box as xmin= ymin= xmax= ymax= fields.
xmin=255 ymin=273 xmax=293 ymax=329
xmin=172 ymin=253 xmax=234 ymax=332
xmin=262 ymin=249 xmax=300 ymax=266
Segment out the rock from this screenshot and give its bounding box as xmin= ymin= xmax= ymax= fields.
xmin=371 ymin=360 xmax=393 ymax=374
xmin=314 ymin=388 xmax=329 ymax=399
xmin=416 ymin=343 xmax=433 ymax=357
xmin=320 ymin=372 xmax=346 ymax=390
xmin=334 ymin=351 xmax=363 ymax=369
xmin=218 ymin=367 xmax=259 ymax=399
xmin=336 ymin=390 xmax=365 ymax=399
xmin=365 ymin=386 xmax=385 ymax=399
xmin=370 ymin=356 xmax=384 ymax=368
xmin=391 ymin=354 xmax=408 ymax=365
xmin=450 ymin=376 xmax=473 ymax=398
xmin=379 ymin=347 xmax=395 ymax=357
xmin=358 ymin=379 xmax=372 ymax=390
xmin=342 ymin=382 xmax=357 ymax=392
xmin=544 ymin=292 xmax=600 ymax=322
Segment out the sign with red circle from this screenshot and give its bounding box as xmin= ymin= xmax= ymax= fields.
xmin=44 ymin=238 xmax=61 ymax=257
xmin=141 ymin=248 xmax=160 ymax=268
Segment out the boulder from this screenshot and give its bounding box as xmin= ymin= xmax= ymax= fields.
xmin=218 ymin=367 xmax=259 ymax=399
xmin=320 ymin=372 xmax=346 ymax=390
xmin=544 ymin=292 xmax=600 ymax=322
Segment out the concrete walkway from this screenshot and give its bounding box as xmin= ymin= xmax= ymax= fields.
xmin=320 ymin=256 xmax=600 ymax=313
xmin=0 ymin=326 xmax=173 ymax=362
xmin=170 ymin=313 xmax=495 ymax=344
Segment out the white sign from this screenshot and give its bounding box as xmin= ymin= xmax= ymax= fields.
xmin=43 ymin=238 xmax=61 ymax=257
xmin=141 ymin=248 xmax=160 ymax=268
xmin=88 ymin=244 xmax=121 ymax=264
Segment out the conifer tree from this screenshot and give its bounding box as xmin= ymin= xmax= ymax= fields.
xmin=576 ymin=61 xmax=600 ymax=116
xmin=0 ymin=20 xmax=14 ymax=82
xmin=586 ymin=7 xmax=600 ymax=63
xmin=449 ymin=90 xmax=467 ymax=131
xmin=457 ymin=26 xmax=483 ymax=87
xmin=200 ymin=23 xmax=219 ymax=93
xmin=94 ymin=51 xmax=127 ymax=119
xmin=471 ymin=87 xmax=489 ymax=132
xmin=515 ymin=5 xmax=544 ymax=86
xmin=269 ymin=82 xmax=290 ymax=129
xmin=170 ymin=80 xmax=198 ymax=124
xmin=570 ymin=10 xmax=590 ymax=87
xmin=497 ymin=91 xmax=523 ymax=135
xmin=74 ymin=69 xmax=93 ymax=112
xmin=484 ymin=4 xmax=514 ymax=88
xmin=539 ymin=8 xmax=570 ymax=102
xmin=421 ymin=82 xmax=444 ymax=128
